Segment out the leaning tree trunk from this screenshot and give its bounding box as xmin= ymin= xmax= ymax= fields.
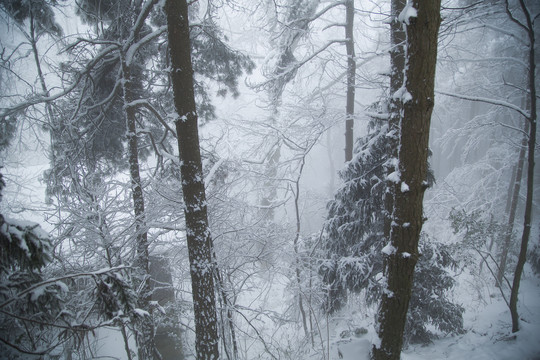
xmin=165 ymin=0 xmax=219 ymax=358
xmin=509 ymin=0 xmax=536 ymax=334
xmin=372 ymin=1 xmax=441 ymax=359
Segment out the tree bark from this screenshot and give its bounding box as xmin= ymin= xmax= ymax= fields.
xmin=383 ymin=0 xmax=406 ymax=246
xmin=344 ymin=0 xmax=356 ymax=162
xmin=497 ymin=118 xmax=528 ymax=285
xmin=165 ymin=0 xmax=219 ymax=358
xmin=121 ymin=50 xmax=157 ymax=360
xmin=118 ymin=1 xmax=157 ymax=355
xmin=372 ymin=1 xmax=441 ymax=359
xmin=509 ymin=0 xmax=536 ymax=334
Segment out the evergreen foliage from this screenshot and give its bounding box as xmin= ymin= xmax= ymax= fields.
xmin=529 ymin=242 xmax=540 ymax=276
xmin=0 ymin=172 xmax=53 ymax=276
xmin=0 ymin=171 xmax=64 ymax=357
xmin=321 ymin=118 xmax=464 ymax=345
xmin=0 ymin=0 xmax=62 ymax=37
xmin=0 ymin=116 xmax=16 ymax=152
xmin=0 ymin=176 xmax=143 ymax=357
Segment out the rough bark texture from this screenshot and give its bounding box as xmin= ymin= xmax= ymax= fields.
xmin=509 ymin=0 xmax=536 ymax=334
xmin=372 ymin=1 xmax=441 ymax=359
xmin=165 ymin=0 xmax=219 ymax=358
xmin=344 ymin=0 xmax=356 ymax=162
xmin=383 ymin=0 xmax=406 ymax=244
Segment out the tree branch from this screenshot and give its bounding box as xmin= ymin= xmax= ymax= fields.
xmin=436 ymin=90 xmax=530 ymax=119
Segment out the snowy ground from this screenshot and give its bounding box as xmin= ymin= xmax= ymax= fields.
xmin=334 ymin=277 xmax=540 ymax=360
xmin=92 ymin=272 xmax=540 ymax=360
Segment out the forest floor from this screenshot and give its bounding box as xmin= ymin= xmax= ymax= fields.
xmin=94 ymin=271 xmax=540 ymax=359
xmin=334 ymin=276 xmax=540 ymax=360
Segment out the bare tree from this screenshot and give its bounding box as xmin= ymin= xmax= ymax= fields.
xmin=507 ymin=0 xmax=537 ymax=334
xmin=436 ymin=0 xmax=537 ymax=333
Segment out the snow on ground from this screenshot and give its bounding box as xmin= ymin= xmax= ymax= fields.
xmin=91 ymin=266 xmax=540 ymax=360
xmin=337 ymin=277 xmax=540 ymax=360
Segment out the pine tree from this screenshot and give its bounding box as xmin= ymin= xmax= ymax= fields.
xmin=165 ymin=0 xmax=219 ymax=357
xmin=320 ymin=0 xmax=460 ymax=352
xmin=321 ymin=116 xmax=463 ymax=345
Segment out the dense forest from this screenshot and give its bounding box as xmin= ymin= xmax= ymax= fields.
xmin=0 ymin=0 xmax=538 ymax=359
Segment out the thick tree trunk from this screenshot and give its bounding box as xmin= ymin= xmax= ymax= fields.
xmin=372 ymin=1 xmax=441 ymax=359
xmin=509 ymin=0 xmax=536 ymax=334
xmin=383 ymin=0 xmax=406 ymax=244
xmin=165 ymin=0 xmax=219 ymax=358
xmin=344 ymin=0 xmax=356 ymax=162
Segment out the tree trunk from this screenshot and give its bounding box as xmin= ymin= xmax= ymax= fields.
xmin=120 ymin=52 xmax=157 ymax=360
xmin=497 ymin=119 xmax=528 ymax=285
xmin=261 ymin=0 xmax=320 ymax=220
xmin=509 ymin=0 xmax=536 ymax=334
xmin=165 ymin=0 xmax=220 ymax=358
xmin=293 ymin=157 xmax=309 ymax=339
xmin=372 ymin=1 xmax=441 ymax=359
xmin=383 ymin=0 xmax=406 ymax=246
xmin=344 ymin=0 xmax=356 ymax=162
xmin=150 ymin=255 xmax=185 ymax=360
xmin=214 ymin=267 xmax=239 ymax=360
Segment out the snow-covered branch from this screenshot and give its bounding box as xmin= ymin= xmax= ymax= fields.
xmin=126 ymin=25 xmax=167 ymax=66
xmin=436 ymin=90 xmax=530 ymax=119
xmin=0 ymin=44 xmax=118 ymax=118
xmin=0 ymin=266 xmax=128 ymax=310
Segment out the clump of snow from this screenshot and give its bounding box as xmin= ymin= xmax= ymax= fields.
xmin=392 ymin=86 xmax=413 ymax=103
xmin=398 ymin=1 xmax=418 ymax=25
xmin=401 ymin=182 xmax=410 ymax=192
xmin=402 ymin=90 xmax=413 ymax=103
xmin=382 ymin=242 xmax=396 ymax=255
xmin=30 ymin=285 xmax=47 ymax=302
xmin=133 ymin=308 xmax=150 ymax=317
xmin=387 ymin=171 xmax=401 ymax=183
xmin=56 ymin=281 xmax=69 ymax=294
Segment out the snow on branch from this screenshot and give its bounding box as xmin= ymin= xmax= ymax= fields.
xmin=436 ymin=90 xmax=530 ymax=119
xmin=0 ymin=266 xmax=128 ymax=310
xmin=126 ymin=25 xmax=167 ymax=66
xmin=302 ymin=1 xmax=347 ymax=26
xmin=0 ymin=44 xmax=118 ymax=118
xmin=439 ymin=56 xmax=528 ymax=69
xmin=398 ymin=1 xmax=417 ymax=25
xmin=251 ymin=39 xmax=348 ymax=91
xmin=127 ymin=99 xmax=177 ymax=136
xmin=123 ymin=0 xmax=159 ymax=54
xmin=204 ymin=157 xmax=225 ymax=189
